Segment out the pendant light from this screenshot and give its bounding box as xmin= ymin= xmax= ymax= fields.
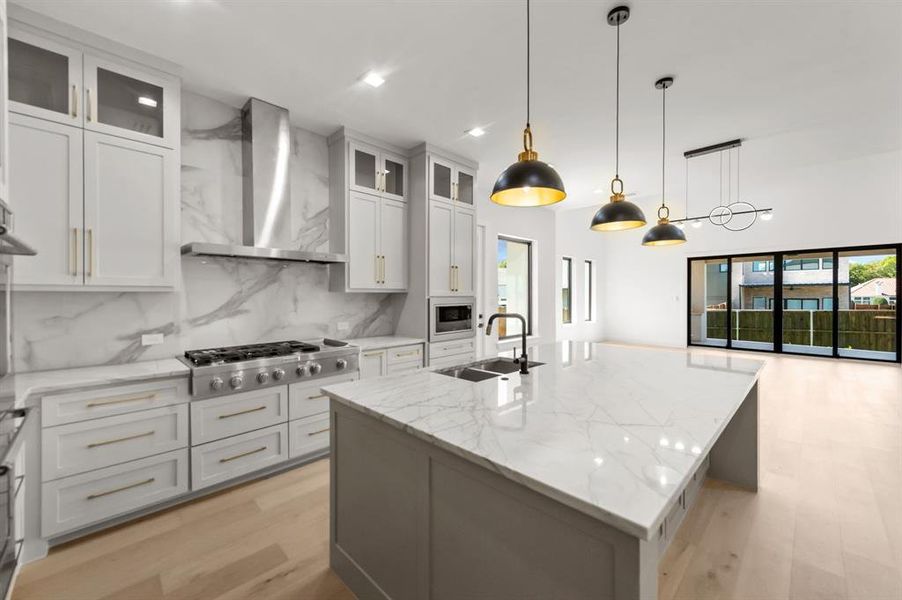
xmin=491 ymin=0 xmax=566 ymax=207
xmin=590 ymin=6 xmax=646 ymax=231
xmin=642 ymin=77 xmax=686 ymax=246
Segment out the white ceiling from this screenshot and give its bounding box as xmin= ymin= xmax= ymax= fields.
xmin=15 ymin=0 xmax=902 ymax=210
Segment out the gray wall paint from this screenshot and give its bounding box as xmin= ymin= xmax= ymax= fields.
xmin=12 ymin=91 xmax=402 ymax=372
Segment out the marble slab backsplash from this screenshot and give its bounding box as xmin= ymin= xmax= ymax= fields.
xmin=12 ymin=91 xmax=402 ymax=372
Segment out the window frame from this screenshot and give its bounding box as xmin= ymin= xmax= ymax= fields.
xmin=584 ymin=259 xmax=595 ymax=322
xmin=561 ymin=256 xmax=573 ymax=324
xmin=687 ymin=242 xmax=901 ymax=364
xmin=497 ymin=235 xmax=534 ymax=340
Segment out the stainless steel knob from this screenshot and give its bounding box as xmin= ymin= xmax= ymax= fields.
xmin=256 ymin=372 xmax=270 ymax=384
xmin=210 ymin=377 xmax=224 ymax=391
xmin=296 ymin=364 xmax=308 ymax=377
xmin=336 ymin=359 xmax=348 ymax=370
xmin=272 ymin=368 xmax=285 ymax=381
xmin=310 ymin=362 xmax=322 ymax=375
xmin=229 ymin=375 xmax=244 ymax=389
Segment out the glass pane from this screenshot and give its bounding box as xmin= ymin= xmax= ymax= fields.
xmin=8 ymin=39 xmax=69 ymax=114
xmin=433 ymin=162 xmax=452 ymax=199
xmin=584 ymin=260 xmax=593 ymax=321
xmin=354 ymin=149 xmax=377 ymax=190
xmin=457 ymin=171 xmax=474 ymax=204
xmin=689 ymin=258 xmax=728 ymax=347
xmin=96 ymin=68 xmax=164 ymax=138
xmin=383 ymin=158 xmax=404 ymax=196
xmin=839 ymin=248 xmax=897 ymax=361
xmin=781 ymin=252 xmax=833 ymax=356
xmin=561 ymin=258 xmax=572 ymax=324
xmin=497 ymin=237 xmax=531 ymax=339
xmin=731 ymin=255 xmax=775 ymax=351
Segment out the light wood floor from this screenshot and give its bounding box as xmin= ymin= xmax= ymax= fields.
xmin=14 ymin=351 xmax=902 ymax=600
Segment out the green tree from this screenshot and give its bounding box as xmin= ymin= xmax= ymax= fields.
xmin=871 ymin=296 xmax=888 ymax=306
xmin=849 ymin=255 xmax=896 ymax=286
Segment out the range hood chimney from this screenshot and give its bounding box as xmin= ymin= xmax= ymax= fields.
xmin=181 ymin=98 xmax=346 ymax=264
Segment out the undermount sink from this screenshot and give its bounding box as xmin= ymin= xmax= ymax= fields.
xmin=436 ymin=358 xmax=545 ymax=381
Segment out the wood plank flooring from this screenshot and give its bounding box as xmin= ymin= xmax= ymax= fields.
xmin=14 ymin=351 xmax=902 ymax=600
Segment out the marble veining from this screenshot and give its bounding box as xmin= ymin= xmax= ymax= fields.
xmin=12 ymin=91 xmax=402 ymax=372
xmin=322 ymin=342 xmax=764 ymax=539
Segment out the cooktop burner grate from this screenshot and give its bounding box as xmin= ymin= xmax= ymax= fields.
xmin=183 ymin=340 xmax=320 ymax=367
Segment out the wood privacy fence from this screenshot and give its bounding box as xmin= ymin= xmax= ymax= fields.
xmin=706 ymin=309 xmax=897 ymax=351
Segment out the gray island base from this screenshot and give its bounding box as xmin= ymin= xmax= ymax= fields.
xmin=323 ymin=342 xmax=761 ymax=600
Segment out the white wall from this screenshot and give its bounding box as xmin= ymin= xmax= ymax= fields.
xmin=554 ymin=206 xmax=605 ymax=343
xmin=599 ymin=139 xmax=902 ymax=348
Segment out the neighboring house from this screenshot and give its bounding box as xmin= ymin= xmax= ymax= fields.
xmin=735 ymin=257 xmax=850 ymax=310
xmin=851 ymin=277 xmax=897 ymax=306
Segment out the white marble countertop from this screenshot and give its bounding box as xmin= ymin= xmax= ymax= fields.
xmin=323 ymin=341 xmax=764 ymax=539
xmin=2 ymin=359 xmax=189 ymax=408
xmin=346 ymin=335 xmax=426 ymax=352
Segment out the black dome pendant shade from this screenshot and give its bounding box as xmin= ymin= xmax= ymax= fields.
xmin=490 ymin=0 xmax=566 ymax=207
xmin=642 ymin=77 xmax=686 ymax=247
xmin=590 ymin=6 xmax=645 ymax=231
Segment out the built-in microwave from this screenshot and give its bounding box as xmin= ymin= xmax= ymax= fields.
xmin=429 ymin=297 xmax=476 ymax=342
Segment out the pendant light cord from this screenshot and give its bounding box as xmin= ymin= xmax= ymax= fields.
xmin=615 ymin=19 xmax=620 ymax=177
xmin=526 ymin=0 xmax=531 ymax=128
xmin=660 ymin=82 xmax=666 ymax=209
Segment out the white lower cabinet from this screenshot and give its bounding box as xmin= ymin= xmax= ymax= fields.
xmin=359 ymin=343 xmax=425 ymax=380
xmin=289 ymin=413 xmax=330 ymax=459
xmin=42 ymin=449 xmax=188 ymax=538
xmin=41 ymin=377 xmax=189 ymax=427
xmin=428 ymin=338 xmax=476 ymax=368
xmin=289 ymin=373 xmax=357 ymax=421
xmin=190 ymin=424 xmax=289 ymax=490
xmin=190 ymin=386 xmax=288 ymax=445
xmin=42 ymin=404 xmax=188 ymax=481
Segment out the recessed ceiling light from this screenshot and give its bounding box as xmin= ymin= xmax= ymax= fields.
xmin=138 ymin=96 xmax=158 ymax=108
xmin=362 ymin=72 xmax=385 ymax=88
xmin=466 ymin=127 xmax=486 ymax=138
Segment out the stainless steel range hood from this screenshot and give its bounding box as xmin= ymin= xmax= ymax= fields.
xmin=181 ymin=98 xmax=346 ymax=264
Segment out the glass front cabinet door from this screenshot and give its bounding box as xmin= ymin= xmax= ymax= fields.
xmin=7 ymin=30 xmax=82 ymax=126
xmin=349 ymin=142 xmax=380 ymax=196
xmin=83 ymin=55 xmax=179 ymax=149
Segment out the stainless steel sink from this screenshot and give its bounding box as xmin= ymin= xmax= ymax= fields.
xmin=436 ymin=358 xmax=545 ymax=381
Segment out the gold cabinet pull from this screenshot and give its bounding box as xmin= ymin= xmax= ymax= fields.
xmin=219 ymin=446 xmax=266 ymax=463
xmin=362 ymin=351 xmax=383 ymax=358
xmin=87 ymin=228 xmax=94 ymax=277
xmin=87 ymin=430 xmax=155 ymax=449
xmin=71 ymin=85 xmax=78 ymax=118
xmin=306 ymin=393 xmax=329 ymax=400
xmin=86 ymin=88 xmax=93 ymax=122
xmin=307 ymin=427 xmax=330 ymax=436
xmin=380 ymin=255 xmax=385 ymax=283
xmin=86 ymin=393 xmax=156 ymax=408
xmin=218 ymin=405 xmax=266 ymax=419
xmin=394 ymin=350 xmax=420 ymax=358
xmin=70 ymin=228 xmax=78 ymax=276
xmin=87 ymin=477 xmax=154 ymax=500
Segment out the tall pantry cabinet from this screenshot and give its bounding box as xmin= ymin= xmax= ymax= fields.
xmin=6 ymin=15 xmax=180 ymax=290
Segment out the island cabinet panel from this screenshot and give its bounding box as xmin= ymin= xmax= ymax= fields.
xmin=330 ymin=402 xmax=644 ymax=600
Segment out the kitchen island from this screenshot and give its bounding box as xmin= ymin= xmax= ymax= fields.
xmin=321 ymin=342 xmax=763 ymax=600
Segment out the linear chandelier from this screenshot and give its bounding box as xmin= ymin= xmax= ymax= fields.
xmin=671 ymin=139 xmax=773 ymax=231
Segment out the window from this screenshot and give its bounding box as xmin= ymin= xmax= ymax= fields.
xmin=784 ymin=259 xmax=801 ymax=271
xmin=584 ymin=260 xmax=594 ymax=321
xmin=561 ymin=257 xmax=572 ymax=324
xmin=785 ymin=298 xmax=819 ymax=310
xmin=822 ymin=257 xmax=834 ymax=270
xmin=785 ymin=258 xmax=820 ymax=271
xmin=719 ymin=263 xmax=728 ymax=273
xmin=752 ymin=261 xmax=768 ymax=272
xmin=823 ymin=297 xmax=834 ymax=310
xmin=497 ymin=237 xmax=532 ymax=339
xmin=801 ymin=259 xmax=820 ymax=270
xmin=752 ymin=296 xmax=767 ymax=309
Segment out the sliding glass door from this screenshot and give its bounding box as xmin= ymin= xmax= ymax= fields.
xmin=688 ymin=244 xmax=900 ymax=363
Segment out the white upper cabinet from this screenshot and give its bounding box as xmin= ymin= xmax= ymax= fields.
xmin=7 ymin=29 xmax=82 ymax=127
xmin=0 ymin=0 xmax=10 ymax=204
xmin=452 ymin=207 xmax=475 ymax=294
xmin=82 ymin=54 xmax=179 ymax=149
xmin=8 ymin=113 xmax=82 ymax=286
xmin=429 ymin=203 xmax=473 ymax=296
xmin=429 ymin=156 xmax=474 ymax=206
xmin=83 ymin=131 xmax=177 ymax=287
xmin=349 ymin=140 xmax=407 ymax=202
xmin=330 ymin=129 xmax=409 ymax=293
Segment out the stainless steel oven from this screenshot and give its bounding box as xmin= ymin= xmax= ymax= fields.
xmin=429 ymin=297 xmax=476 ymax=342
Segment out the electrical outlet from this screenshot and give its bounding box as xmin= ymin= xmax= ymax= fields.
xmin=337 ymin=322 xmax=350 ymax=332
xmin=141 ymin=333 xmax=164 ymax=346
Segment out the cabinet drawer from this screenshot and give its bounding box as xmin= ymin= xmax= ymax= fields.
xmin=191 ymin=424 xmax=288 ymax=490
xmin=42 ymin=378 xmax=189 ymax=427
xmin=289 ymin=414 xmax=330 ymax=459
xmin=386 ymin=361 xmax=422 ymax=376
xmin=42 ymin=404 xmax=188 ymax=481
xmin=386 ymin=344 xmax=423 ymax=366
xmin=428 ymin=352 xmax=476 ymax=370
xmin=42 ymin=449 xmax=188 ymax=538
xmin=429 ymin=339 xmax=475 ymax=360
xmin=289 ymin=373 xmax=357 ymax=421
xmin=190 ymin=386 xmax=288 ymax=445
